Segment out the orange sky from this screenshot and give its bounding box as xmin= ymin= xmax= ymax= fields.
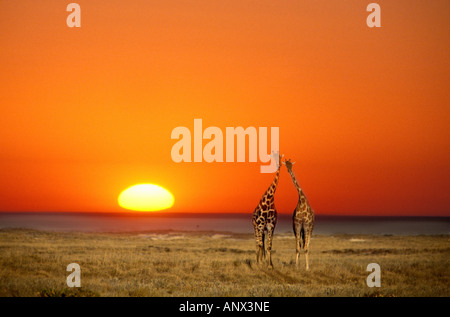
xmin=0 ymin=1 xmax=449 ymax=216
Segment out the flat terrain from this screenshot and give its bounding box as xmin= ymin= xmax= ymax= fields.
xmin=0 ymin=229 xmax=448 ymax=297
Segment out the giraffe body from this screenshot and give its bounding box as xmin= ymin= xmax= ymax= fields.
xmin=284 ymin=159 xmax=315 ymax=270
xmin=252 ymin=154 xmax=282 ymax=268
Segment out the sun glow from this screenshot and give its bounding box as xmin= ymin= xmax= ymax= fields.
xmin=118 ymin=184 xmax=174 ymax=212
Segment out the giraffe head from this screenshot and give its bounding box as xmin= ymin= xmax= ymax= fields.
xmin=270 ymin=151 xmax=284 ymax=170
xmin=282 ymin=158 xmax=295 ymax=172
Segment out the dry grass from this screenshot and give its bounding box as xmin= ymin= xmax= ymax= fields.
xmin=0 ymin=228 xmax=448 ymax=297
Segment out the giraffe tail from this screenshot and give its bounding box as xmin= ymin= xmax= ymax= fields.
xmin=300 ymin=225 xmax=306 ymax=249
xmin=293 ymin=221 xmax=306 ymax=249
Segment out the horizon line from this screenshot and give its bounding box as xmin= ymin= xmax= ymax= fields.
xmin=0 ymin=211 xmax=448 ymax=219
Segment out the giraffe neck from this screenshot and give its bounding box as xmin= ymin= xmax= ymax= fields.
xmin=266 ymin=166 xmax=281 ymax=195
xmin=287 ymin=168 xmax=303 ymax=196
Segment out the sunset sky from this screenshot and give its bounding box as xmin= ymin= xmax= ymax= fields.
xmin=0 ymin=1 xmax=449 ymax=216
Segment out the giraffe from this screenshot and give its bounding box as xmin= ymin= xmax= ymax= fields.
xmin=252 ymin=152 xmax=283 ymax=268
xmin=283 ymin=158 xmax=315 ymax=270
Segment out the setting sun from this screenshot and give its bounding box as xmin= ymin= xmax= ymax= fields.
xmin=118 ymin=184 xmax=174 ymax=212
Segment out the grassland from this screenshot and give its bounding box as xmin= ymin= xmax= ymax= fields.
xmin=0 ymin=228 xmax=448 ymax=297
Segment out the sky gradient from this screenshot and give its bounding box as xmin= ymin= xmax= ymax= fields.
xmin=0 ymin=1 xmax=449 ymax=216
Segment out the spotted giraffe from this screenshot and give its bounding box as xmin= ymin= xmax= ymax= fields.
xmin=252 ymin=153 xmax=283 ymax=268
xmin=283 ymin=158 xmax=315 ymax=270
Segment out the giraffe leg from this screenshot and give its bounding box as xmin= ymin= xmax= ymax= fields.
xmin=262 ymin=231 xmax=266 ymax=260
xmin=295 ymin=234 xmax=300 ymax=267
xmin=266 ymin=225 xmax=275 ymax=269
xmin=294 ymin=224 xmax=301 ymax=267
xmin=255 ymin=229 xmax=264 ymax=264
xmin=304 ymin=229 xmax=312 ymax=271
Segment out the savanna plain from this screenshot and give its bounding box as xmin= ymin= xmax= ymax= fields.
xmin=0 ymin=229 xmax=448 ymax=297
